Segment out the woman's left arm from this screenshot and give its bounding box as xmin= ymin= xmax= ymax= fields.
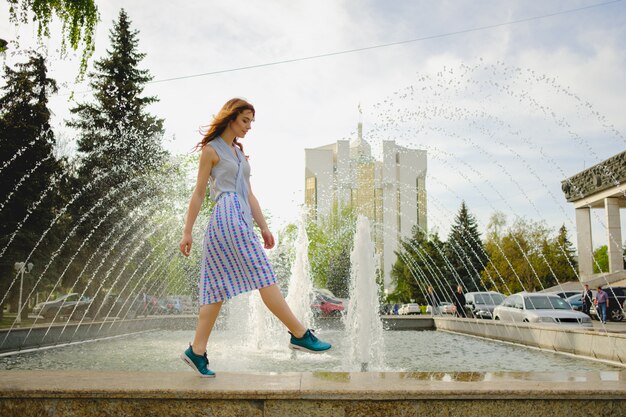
xmin=248 ymin=182 xmax=275 ymax=249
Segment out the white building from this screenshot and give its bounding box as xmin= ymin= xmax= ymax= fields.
xmin=304 ymin=123 xmax=427 ymax=291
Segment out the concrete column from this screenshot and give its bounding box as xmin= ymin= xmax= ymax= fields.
xmin=575 ymin=207 xmax=593 ymax=277
xmin=605 ymin=197 xmax=623 ymax=273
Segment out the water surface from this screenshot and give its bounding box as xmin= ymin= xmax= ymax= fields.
xmin=0 ymin=329 xmax=619 ymax=373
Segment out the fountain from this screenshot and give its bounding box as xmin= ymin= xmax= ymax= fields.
xmin=1 ymin=60 xmax=625 ymax=416
xmin=344 ymin=215 xmax=385 ymax=371
xmin=284 ymin=212 xmax=314 ymax=331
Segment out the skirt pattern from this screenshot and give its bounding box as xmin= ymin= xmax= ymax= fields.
xmin=200 ymin=192 xmax=276 ymax=305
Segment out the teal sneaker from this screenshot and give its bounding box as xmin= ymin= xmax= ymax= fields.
xmin=180 ymin=345 xmax=216 ymax=378
xmin=289 ymin=329 xmax=331 ymax=353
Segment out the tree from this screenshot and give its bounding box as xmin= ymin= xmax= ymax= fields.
xmin=67 ymin=9 xmax=167 ymax=290
xmin=389 ymin=226 xmax=449 ymax=304
xmin=445 ymin=201 xmax=487 ymax=291
xmin=70 ymin=9 xmax=165 ymax=178
xmin=544 ymin=224 xmax=578 ymax=282
xmin=68 ymin=9 xmax=166 ymax=229
xmin=481 ymin=214 xmax=571 ymax=294
xmin=306 ymin=203 xmax=356 ymax=294
xmin=0 ymin=52 xmax=62 ymax=320
xmin=593 ymin=246 xmax=608 ymax=274
xmin=269 ymin=223 xmax=298 ymax=291
xmin=327 ymin=246 xmax=351 ymax=298
xmin=6 ymin=0 xmax=99 ymax=75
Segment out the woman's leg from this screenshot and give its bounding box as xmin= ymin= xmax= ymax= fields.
xmin=259 ymin=284 xmax=307 ymax=338
xmin=192 ymin=301 xmax=223 ymax=355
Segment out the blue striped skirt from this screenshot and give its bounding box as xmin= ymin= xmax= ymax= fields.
xmin=199 ymin=192 xmax=276 ymax=305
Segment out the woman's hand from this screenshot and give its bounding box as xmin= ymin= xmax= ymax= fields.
xmin=179 ymin=232 xmax=193 ymax=257
xmin=261 ymin=228 xmax=275 ymax=249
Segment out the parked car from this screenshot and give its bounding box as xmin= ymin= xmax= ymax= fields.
xmin=144 ymin=296 xmax=171 ymax=315
xmin=440 ymin=302 xmax=455 ymax=315
xmin=464 ymin=291 xmax=505 ymax=319
xmin=399 ymin=303 xmax=421 ymax=315
xmin=550 ymin=291 xmax=584 ymax=299
xmin=493 ymin=292 xmax=592 ymax=327
xmin=88 ymin=293 xmax=144 ymax=319
xmin=166 ymin=297 xmax=183 ymax=314
xmin=564 ymin=292 xmax=596 ymax=312
xmin=311 ymin=291 xmax=344 ymax=317
xmin=589 ymin=286 xmax=626 ymax=321
xmin=32 ymin=293 xmax=91 ymax=320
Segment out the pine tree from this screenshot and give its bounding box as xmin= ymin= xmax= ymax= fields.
xmin=0 ymin=52 xmax=62 ymax=319
xmin=327 ymin=246 xmax=351 ymax=298
xmin=68 ymin=9 xmax=166 ymax=227
xmin=389 ymin=226 xmax=448 ymax=304
xmin=70 ymin=8 xmax=165 ymax=179
xmin=546 ymin=224 xmax=578 ymax=283
xmin=67 ymin=9 xmax=167 ymax=292
xmin=445 ymin=201 xmax=487 ymax=291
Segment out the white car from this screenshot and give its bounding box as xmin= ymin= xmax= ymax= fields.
xmin=493 ymin=292 xmax=592 ymax=327
xmin=399 ymin=303 xmax=421 ymax=315
xmin=440 ymin=301 xmax=455 ymax=315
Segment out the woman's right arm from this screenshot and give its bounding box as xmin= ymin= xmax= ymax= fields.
xmin=179 ymin=145 xmax=217 ymax=257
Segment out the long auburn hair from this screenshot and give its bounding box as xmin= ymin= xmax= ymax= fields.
xmin=196 ymin=98 xmax=255 ymax=152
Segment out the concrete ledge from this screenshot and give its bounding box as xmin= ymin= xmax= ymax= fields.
xmin=0 ymin=316 xmax=202 ymax=354
xmin=382 ymin=316 xmax=434 ymax=330
xmin=1 ymin=370 xmax=625 ymax=417
xmin=434 ymin=317 xmax=626 ymax=365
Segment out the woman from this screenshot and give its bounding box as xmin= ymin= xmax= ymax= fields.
xmin=452 ymin=285 xmax=466 ymax=318
xmin=179 ymin=98 xmax=331 ymax=378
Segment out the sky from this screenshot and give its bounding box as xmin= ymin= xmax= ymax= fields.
xmin=1 ymin=0 xmax=625 ymax=249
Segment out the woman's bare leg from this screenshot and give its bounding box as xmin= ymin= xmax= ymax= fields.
xmin=259 ymin=284 xmax=306 ymax=338
xmin=191 ymin=301 xmax=223 ymax=355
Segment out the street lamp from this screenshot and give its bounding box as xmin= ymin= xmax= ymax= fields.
xmin=14 ymin=262 xmax=34 ymax=325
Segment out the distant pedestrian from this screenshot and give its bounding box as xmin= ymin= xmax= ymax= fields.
xmin=581 ymin=284 xmax=593 ymax=316
xmin=452 ymin=285 xmax=466 ymax=318
xmin=427 ymin=286 xmax=440 ymax=316
xmin=594 ymin=286 xmax=609 ymax=324
xmin=393 ymin=303 xmax=400 ymax=315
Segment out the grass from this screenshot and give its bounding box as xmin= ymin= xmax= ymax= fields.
xmin=0 ymin=314 xmax=39 ymax=329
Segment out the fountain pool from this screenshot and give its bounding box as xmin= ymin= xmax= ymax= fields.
xmin=0 ymin=327 xmax=620 ymax=373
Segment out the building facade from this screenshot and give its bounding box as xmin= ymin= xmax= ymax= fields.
xmin=304 ymin=123 xmax=427 ymax=291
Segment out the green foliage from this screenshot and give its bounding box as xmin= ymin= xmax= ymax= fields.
xmin=0 ymin=51 xmax=63 ymax=319
xmin=69 ymin=9 xmax=165 ymax=174
xmin=7 ymin=0 xmax=99 ymax=76
xmin=445 ymin=201 xmax=487 ymax=291
xmin=481 ymin=214 xmax=578 ymax=294
xmin=306 ymin=203 xmax=356 ymax=297
xmin=54 ymin=9 xmax=170 ymax=303
xmin=593 ymin=245 xmax=608 ymax=273
xmin=388 ymin=226 xmax=449 ymax=304
xmin=269 ymin=223 xmax=298 ymax=290
xmin=547 ymin=224 xmax=578 ymax=281
xmin=327 ymin=245 xmax=351 ymax=298
xmin=68 ymin=8 xmax=166 ymax=248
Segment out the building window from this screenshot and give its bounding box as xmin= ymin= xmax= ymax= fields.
xmin=396 ymin=187 xmax=401 ymax=234
xmin=305 ymin=176 xmax=317 ymax=208
xmin=416 ymin=177 xmax=420 ymax=221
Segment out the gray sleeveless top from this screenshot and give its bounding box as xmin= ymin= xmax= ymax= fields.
xmin=207 ymin=137 xmax=253 ymax=226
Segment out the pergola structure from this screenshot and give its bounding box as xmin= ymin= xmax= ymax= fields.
xmin=562 ymin=150 xmax=626 ymax=280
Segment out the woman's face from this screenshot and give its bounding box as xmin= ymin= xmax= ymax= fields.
xmin=230 ymin=110 xmax=254 ymax=138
